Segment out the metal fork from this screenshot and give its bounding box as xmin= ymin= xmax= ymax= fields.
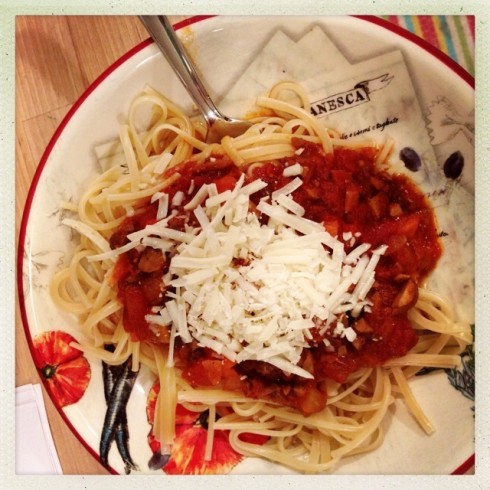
xmin=139 ymin=16 xmax=252 ymax=143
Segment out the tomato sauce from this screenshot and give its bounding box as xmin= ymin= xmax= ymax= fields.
xmin=110 ymin=140 xmax=442 ymax=414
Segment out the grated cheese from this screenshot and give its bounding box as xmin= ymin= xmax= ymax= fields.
xmin=283 ymin=163 xmax=303 ymax=177
xmin=125 ymin=174 xmax=387 ymax=378
xmin=271 ymin=177 xmax=303 ymax=200
xmin=172 ymin=191 xmax=185 ymax=207
xmin=153 ymin=152 xmax=173 ymax=174
xmin=184 ymin=183 xmax=210 ymax=210
xmin=151 ymin=192 xmax=169 ymax=221
xmin=275 ymin=193 xmax=305 ymax=216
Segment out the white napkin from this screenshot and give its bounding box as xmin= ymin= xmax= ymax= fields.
xmin=219 ymin=27 xmax=349 ymax=118
xmin=16 ymin=384 xmax=63 ymax=475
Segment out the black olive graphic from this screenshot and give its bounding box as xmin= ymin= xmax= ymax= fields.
xmin=443 ymin=151 xmax=464 ymax=180
xmin=399 ymin=147 xmax=422 ymax=172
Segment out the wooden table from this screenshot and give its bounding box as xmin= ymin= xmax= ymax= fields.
xmin=15 ymin=15 xmax=474 ymax=475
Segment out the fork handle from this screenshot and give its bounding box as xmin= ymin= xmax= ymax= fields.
xmin=139 ymin=15 xmax=224 ymax=125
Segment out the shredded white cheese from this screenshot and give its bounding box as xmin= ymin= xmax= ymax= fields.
xmin=108 ymin=173 xmax=387 ymax=378
xmin=283 ymin=163 xmax=303 ymax=177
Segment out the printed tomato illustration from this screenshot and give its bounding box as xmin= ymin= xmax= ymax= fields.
xmin=146 ymin=381 xmax=244 ymax=475
xmin=32 ymin=330 xmax=91 ymax=408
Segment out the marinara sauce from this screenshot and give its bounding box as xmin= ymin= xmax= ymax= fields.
xmin=110 ymin=138 xmax=442 ymax=415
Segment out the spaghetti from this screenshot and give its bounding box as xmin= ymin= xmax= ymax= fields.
xmin=51 ymin=81 xmax=472 ymax=473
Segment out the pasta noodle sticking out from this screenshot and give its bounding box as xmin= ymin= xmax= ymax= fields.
xmin=51 ymin=81 xmax=472 ymax=474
